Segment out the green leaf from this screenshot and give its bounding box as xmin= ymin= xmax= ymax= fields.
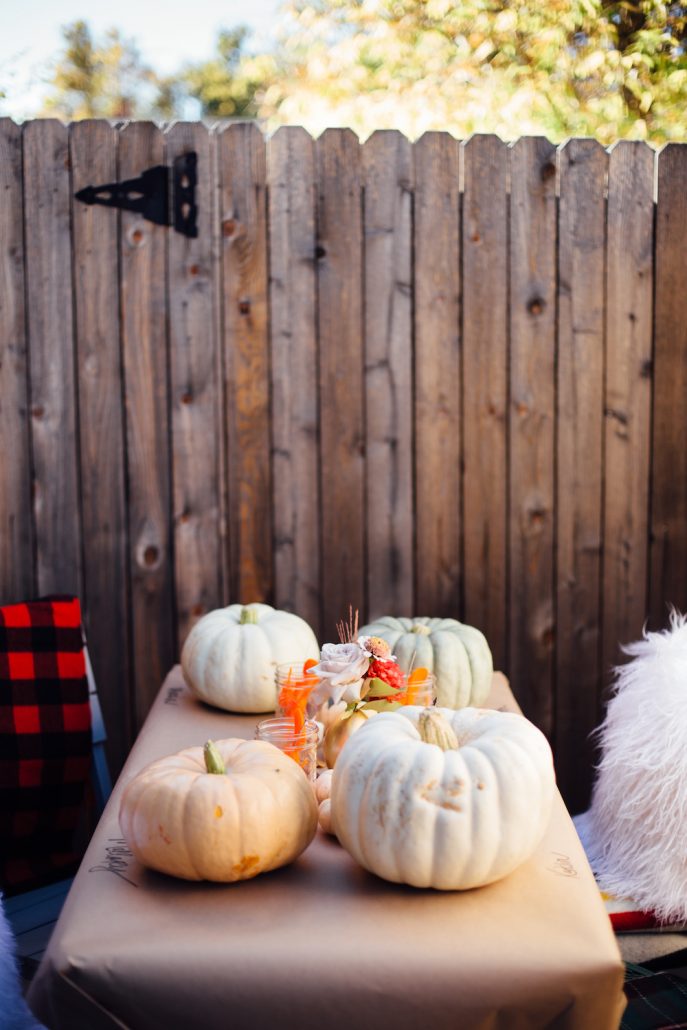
xmin=365 ymin=676 xmax=403 ymax=696
xmin=362 ymin=699 xmax=402 ymax=713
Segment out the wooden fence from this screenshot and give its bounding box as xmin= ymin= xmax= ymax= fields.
xmin=1 ymin=118 xmax=686 ymax=811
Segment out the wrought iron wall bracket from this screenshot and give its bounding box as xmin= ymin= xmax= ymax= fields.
xmin=74 ymin=151 xmax=198 ymax=238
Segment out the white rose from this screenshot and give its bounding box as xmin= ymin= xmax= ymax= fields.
xmin=310 ymin=642 xmax=370 ymax=705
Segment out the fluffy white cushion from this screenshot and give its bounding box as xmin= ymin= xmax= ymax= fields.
xmin=0 ymin=897 xmax=46 ymax=1030
xmin=575 ymin=610 xmax=687 ymax=923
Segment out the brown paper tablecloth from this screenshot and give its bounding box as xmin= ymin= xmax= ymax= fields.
xmin=28 ymin=667 xmax=625 ymax=1030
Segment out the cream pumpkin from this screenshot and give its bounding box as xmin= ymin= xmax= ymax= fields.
xmin=359 ymin=616 xmax=493 ymax=708
xmin=181 ymin=603 xmax=319 ymax=713
xmin=331 ymin=706 xmax=555 ymax=890
xmin=119 ymin=739 xmax=318 ymax=881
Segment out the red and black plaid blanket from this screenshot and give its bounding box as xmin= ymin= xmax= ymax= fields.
xmin=0 ymin=596 xmax=92 ymax=895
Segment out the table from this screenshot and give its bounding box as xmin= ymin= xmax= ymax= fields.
xmin=28 ymin=667 xmax=626 ymax=1029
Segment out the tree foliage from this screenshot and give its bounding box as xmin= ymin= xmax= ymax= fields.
xmin=41 ymin=21 xmax=177 ymax=120
xmin=183 ymin=27 xmax=276 ymax=118
xmin=37 ymin=4 xmax=687 ymax=143
xmin=260 ymin=0 xmax=687 ymax=142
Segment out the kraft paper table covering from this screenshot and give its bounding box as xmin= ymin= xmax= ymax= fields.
xmin=28 ymin=667 xmax=626 ymax=1030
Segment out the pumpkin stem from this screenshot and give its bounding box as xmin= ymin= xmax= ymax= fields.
xmin=239 ymin=606 xmax=259 ymax=625
xmin=204 ymin=740 xmax=226 ymax=774
xmin=417 ymin=709 xmax=459 ymax=751
xmin=411 ymin=624 xmax=432 ymax=636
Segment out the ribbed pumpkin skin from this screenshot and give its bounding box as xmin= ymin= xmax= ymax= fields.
xmin=358 ymin=616 xmax=493 ymax=708
xmin=119 ymin=738 xmax=318 ymax=881
xmin=181 ymin=603 xmax=319 ymax=713
xmin=331 ymin=706 xmax=555 ymax=890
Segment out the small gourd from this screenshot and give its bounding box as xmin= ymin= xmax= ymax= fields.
xmin=323 ymin=707 xmax=375 ymax=768
xmin=315 ymin=769 xmax=335 ymax=835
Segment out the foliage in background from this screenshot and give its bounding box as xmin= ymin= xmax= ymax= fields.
xmin=183 ymin=27 xmax=276 ymax=118
xmin=38 ymin=20 xmax=270 ymax=122
xmin=262 ymin=0 xmax=687 ymax=142
xmin=41 ymin=21 xmax=178 ymax=120
xmin=35 ymin=3 xmax=687 ymax=143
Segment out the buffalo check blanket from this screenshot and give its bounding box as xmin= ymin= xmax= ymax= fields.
xmin=0 ymin=597 xmax=92 ymax=895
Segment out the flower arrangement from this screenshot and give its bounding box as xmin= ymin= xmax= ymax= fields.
xmin=311 ymin=607 xmax=429 ymax=710
xmin=310 ymin=609 xmax=433 ymax=766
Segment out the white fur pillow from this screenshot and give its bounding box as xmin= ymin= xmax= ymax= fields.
xmin=0 ymin=896 xmax=46 ymax=1030
xmin=575 ymin=610 xmax=687 ymax=923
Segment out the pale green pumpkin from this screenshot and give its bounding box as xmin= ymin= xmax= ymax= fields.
xmin=358 ymin=616 xmax=493 ymax=709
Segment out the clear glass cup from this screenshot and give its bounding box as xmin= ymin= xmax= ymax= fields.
xmin=274 ymin=661 xmax=320 ymax=723
xmin=399 ymin=672 xmax=436 ymax=707
xmin=255 ymin=717 xmax=319 ymax=783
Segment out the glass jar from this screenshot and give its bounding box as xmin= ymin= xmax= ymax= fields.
xmin=400 ymin=673 xmax=436 ymax=707
xmin=275 ymin=661 xmax=320 ymax=723
xmin=255 ymin=717 xmax=319 ymax=783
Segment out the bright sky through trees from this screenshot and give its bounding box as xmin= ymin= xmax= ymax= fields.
xmin=0 ymin=0 xmax=280 ymax=118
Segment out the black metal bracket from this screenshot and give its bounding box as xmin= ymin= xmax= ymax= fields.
xmin=173 ymin=152 xmax=197 ymax=238
xmin=74 ymin=151 xmax=198 ymax=238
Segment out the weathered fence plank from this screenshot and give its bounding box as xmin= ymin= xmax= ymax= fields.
xmin=0 ymin=119 xmax=32 ymax=601
xmin=118 ymin=122 xmax=175 ymax=727
xmin=23 ymin=120 xmax=82 ymax=599
xmin=414 ymin=132 xmax=461 ymax=618
xmin=70 ymin=120 xmax=131 ymax=773
xmin=166 ymin=122 xmax=223 ymax=648
xmin=316 ymin=128 xmax=365 ymax=638
xmin=650 ymin=144 xmax=687 ymax=627
xmin=268 ymin=127 xmax=321 ymax=636
xmin=462 ymin=135 xmax=508 ymax=668
xmin=555 ymin=138 xmax=607 ymax=812
xmin=363 ymin=130 xmax=414 ymax=621
xmin=508 ymin=136 xmax=557 ymax=738
xmin=218 ymin=123 xmax=272 ymax=606
xmin=603 ymin=142 xmax=654 ymax=672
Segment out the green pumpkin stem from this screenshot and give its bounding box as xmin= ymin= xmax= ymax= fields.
xmin=239 ymin=606 xmax=259 ymax=625
xmin=417 ymin=709 xmax=459 ymax=751
xmin=411 ymin=624 xmax=432 ymax=636
xmin=204 ymin=740 xmax=226 ymax=774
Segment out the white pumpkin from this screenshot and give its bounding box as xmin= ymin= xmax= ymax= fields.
xmin=315 ymin=769 xmax=333 ymax=804
xmin=318 ymin=798 xmax=333 ymax=835
xmin=181 ymin=603 xmax=319 ymax=713
xmin=331 ymin=706 xmax=555 ymax=890
xmin=359 ymin=616 xmax=493 ymax=708
xmin=315 ymin=770 xmax=335 ymax=834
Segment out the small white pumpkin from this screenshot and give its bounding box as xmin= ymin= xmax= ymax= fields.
xmin=315 ymin=770 xmax=335 ymax=834
xmin=315 ymin=769 xmax=333 ymax=804
xmin=331 ymin=706 xmax=555 ymax=890
xmin=318 ymin=798 xmax=333 ymax=835
xmin=120 ymin=739 xmax=318 ymax=881
xmin=358 ymin=616 xmax=493 ymax=708
xmin=181 ymin=603 xmax=319 ymax=713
